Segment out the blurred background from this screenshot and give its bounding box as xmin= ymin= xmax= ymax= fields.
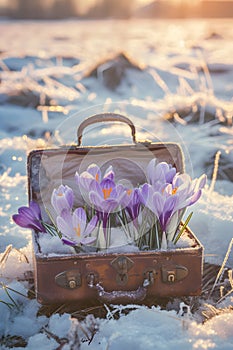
xmin=0 ymin=0 xmax=232 ymax=20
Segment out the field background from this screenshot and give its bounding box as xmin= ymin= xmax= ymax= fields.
xmin=0 ymin=14 xmax=233 ymax=349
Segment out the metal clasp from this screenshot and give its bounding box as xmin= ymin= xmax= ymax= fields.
xmin=55 ymin=270 xmax=82 ymax=289
xmin=161 ymin=265 xmax=188 ymax=284
xmin=111 ymin=256 xmax=134 ymax=286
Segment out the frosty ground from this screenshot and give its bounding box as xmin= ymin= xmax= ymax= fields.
xmin=0 ymin=19 xmax=233 ymax=349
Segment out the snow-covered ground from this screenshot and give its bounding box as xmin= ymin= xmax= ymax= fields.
xmin=0 ymin=18 xmax=233 ymax=349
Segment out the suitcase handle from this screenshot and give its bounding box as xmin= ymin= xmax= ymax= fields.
xmin=88 ymin=275 xmax=151 ymax=303
xmin=93 ymin=283 xmax=147 ymax=304
xmin=77 ymin=112 xmax=137 ymax=146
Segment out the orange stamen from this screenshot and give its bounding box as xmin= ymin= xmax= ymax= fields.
xmin=127 ymin=189 xmax=132 ymax=196
xmin=74 ymin=224 xmax=81 ymax=237
xmin=172 ymin=187 xmax=178 ymax=195
xmin=57 ymin=192 xmax=63 ymax=197
xmin=95 ymin=173 xmax=99 ymax=181
xmin=102 ymin=187 xmax=112 ymax=200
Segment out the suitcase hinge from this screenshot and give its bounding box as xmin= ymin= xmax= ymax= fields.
xmin=161 ymin=265 xmax=188 ymax=284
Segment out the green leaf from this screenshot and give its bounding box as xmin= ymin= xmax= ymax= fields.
xmin=44 ymin=209 xmax=62 ymax=238
xmin=173 ymin=212 xmax=193 ymax=245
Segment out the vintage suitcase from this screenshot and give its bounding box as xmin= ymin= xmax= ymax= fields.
xmin=28 ymin=113 xmax=203 ymax=305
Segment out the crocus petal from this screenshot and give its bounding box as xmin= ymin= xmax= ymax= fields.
xmin=196 ymin=174 xmax=207 ymax=190
xmin=84 ymin=215 xmax=98 ymax=236
xmin=76 ymin=171 xmax=95 ymax=192
xmin=51 ymin=195 xmax=66 ymax=215
xmin=73 ymin=207 xmax=87 ymax=234
xmin=13 ymin=202 xmax=46 ymax=232
xmin=125 ymin=188 xmax=141 ymax=221
xmin=88 ymin=180 xmax=103 ymax=198
xmin=12 ymin=214 xmax=31 ymax=228
xmin=81 ymin=236 xmax=96 ymax=245
xmin=100 ymin=178 xmax=115 ymax=194
xmin=57 ymin=218 xmax=72 ymax=237
xmin=65 ymin=186 xmax=74 ymax=208
xmin=147 ymin=160 xmax=176 ymax=186
xmin=139 ymin=183 xmax=149 ymax=205
xmin=29 ymin=201 xmax=42 ymax=220
xmin=173 ymin=173 xmax=190 ymax=188
xmin=188 ymin=189 xmax=202 ymax=206
xmin=120 ymin=189 xmax=132 ymax=209
xmin=18 ymin=207 xmax=36 ymax=221
xmin=152 ymin=192 xmax=164 ymax=218
xmin=103 ymin=165 xmax=115 ymax=181
xmin=89 ymin=191 xmax=104 ymax=211
xmin=166 ymin=167 xmax=177 ymax=183
xmin=12 ymin=214 xmax=45 ymax=232
xmin=57 ymin=210 xmax=73 ymax=237
xmin=51 ymin=185 xmax=74 ymax=215
xmin=155 ymin=162 xmax=168 ymax=181
xmin=115 ymin=183 xmax=126 ymax=197
xmin=87 ymin=164 xmax=101 ymax=182
xmin=60 ymin=208 xmax=73 ymax=225
xmin=147 ymin=158 xmax=157 ymax=184
xmin=61 ymin=237 xmax=76 ymax=246
xmin=161 ymin=195 xmax=177 ymax=230
xmin=163 ymin=183 xmax=173 ymax=196
xmin=132 ymin=189 xmax=141 ymax=218
xmin=90 ymin=191 xmax=119 ymax=213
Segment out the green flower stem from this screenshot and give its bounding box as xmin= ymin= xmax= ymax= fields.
xmin=155 ymin=220 xmax=160 ymax=249
xmin=45 ymin=208 xmax=62 ymax=238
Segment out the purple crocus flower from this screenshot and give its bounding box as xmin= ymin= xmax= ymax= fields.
xmin=12 ymin=201 xmax=46 ymax=233
xmin=57 ymin=207 xmax=98 ymax=247
xmin=75 ymin=163 xmax=114 ymax=194
xmin=89 ymin=177 xmax=127 ymax=238
xmin=121 ymin=188 xmax=142 ymax=228
xmin=51 ymin=184 xmax=74 ymax=215
xmin=170 ymin=173 xmax=207 ymax=212
xmin=140 ymin=183 xmax=177 ymax=233
xmin=147 ymin=160 xmax=177 ymax=187
xmin=140 ymin=172 xmax=206 ymax=235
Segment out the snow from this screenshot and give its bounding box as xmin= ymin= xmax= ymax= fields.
xmin=0 ymin=18 xmax=233 ymax=349
xmin=36 ymin=225 xmax=196 ymax=257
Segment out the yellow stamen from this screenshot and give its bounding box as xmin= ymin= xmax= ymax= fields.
xmin=172 ymin=187 xmax=178 ymax=195
xmin=102 ymin=187 xmax=112 ymax=200
xmin=127 ymin=189 xmax=132 ymax=196
xmin=74 ymin=224 xmax=81 ymax=237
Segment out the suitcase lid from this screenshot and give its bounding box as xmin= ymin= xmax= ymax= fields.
xmin=28 ymin=113 xmax=185 ymax=230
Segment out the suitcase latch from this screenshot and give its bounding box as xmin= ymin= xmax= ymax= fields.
xmin=143 ymin=269 xmax=157 ymax=287
xmin=161 ymin=265 xmax=188 ymax=283
xmin=111 ymin=256 xmax=134 ymax=286
xmin=55 ymin=270 xmax=82 ymax=289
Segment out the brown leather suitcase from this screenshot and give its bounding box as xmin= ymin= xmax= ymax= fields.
xmin=28 ymin=113 xmax=203 ymax=305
